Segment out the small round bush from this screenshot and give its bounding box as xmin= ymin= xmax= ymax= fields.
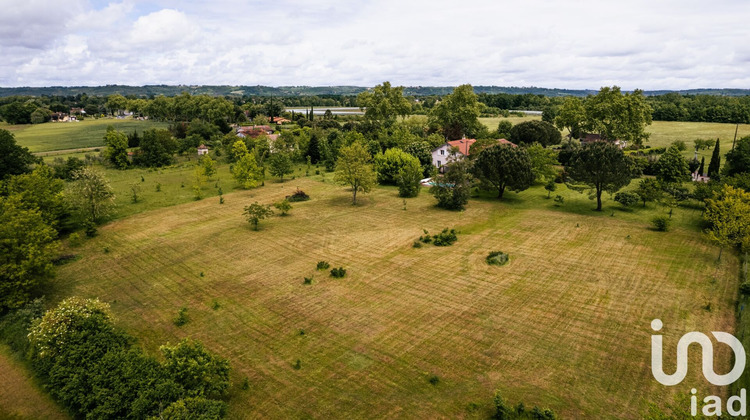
xmin=486 ymin=251 xmax=509 ymax=266
xmin=330 ymin=267 xmax=347 ymax=278
xmin=651 ymin=215 xmax=671 ymax=232
xmin=316 ymin=261 xmax=330 ymax=270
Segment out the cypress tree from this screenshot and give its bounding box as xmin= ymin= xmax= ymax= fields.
xmin=707 ymin=138 xmax=721 ymax=178
xmin=698 ymin=156 xmax=705 ymax=176
xmin=307 ymin=132 xmax=321 ymax=164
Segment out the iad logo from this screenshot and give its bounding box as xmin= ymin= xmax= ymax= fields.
xmin=651 ymin=319 xmax=747 ymax=417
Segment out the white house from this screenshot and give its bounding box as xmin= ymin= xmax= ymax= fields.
xmin=431 ymin=138 xmax=516 ymax=171
xmin=197 ymin=145 xmax=209 ymax=156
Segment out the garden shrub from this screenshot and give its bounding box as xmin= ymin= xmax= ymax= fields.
xmin=330 ymin=267 xmax=347 ymax=278
xmin=316 ymin=261 xmax=330 ymax=270
xmin=614 ymin=191 xmax=640 ymax=207
xmin=432 ymin=228 xmax=457 ymax=246
xmin=486 ymin=251 xmax=510 ymax=266
xmin=651 ymin=215 xmax=671 ymax=232
xmin=287 ymin=188 xmax=310 ymax=202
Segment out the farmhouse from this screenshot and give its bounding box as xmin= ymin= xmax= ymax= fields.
xmin=431 ymin=138 xmax=515 ymax=171
xmin=197 ymin=144 xmax=209 ymax=156
xmin=237 ymin=125 xmax=274 ymax=138
xmin=581 ymin=133 xmax=627 ymax=149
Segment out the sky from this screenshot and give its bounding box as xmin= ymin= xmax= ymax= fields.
xmin=1 ymin=0 xmax=749 ymax=90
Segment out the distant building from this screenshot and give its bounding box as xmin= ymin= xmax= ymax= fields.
xmin=237 ymin=125 xmax=274 ymax=138
xmin=580 ymin=133 xmax=627 ymax=149
xmin=197 ymin=145 xmax=209 ymax=156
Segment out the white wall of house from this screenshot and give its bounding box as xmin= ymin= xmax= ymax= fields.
xmin=431 ymin=144 xmax=463 ymax=169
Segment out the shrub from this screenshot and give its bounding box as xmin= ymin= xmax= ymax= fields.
xmin=741 ymin=282 xmax=750 ymax=295
xmin=316 ymin=261 xmax=330 ymax=270
xmin=274 ymin=199 xmax=292 ymax=216
xmin=211 ymin=300 xmax=221 ymax=310
xmin=68 ymin=232 xmax=84 ymax=247
xmin=303 ymin=277 xmax=313 ymax=285
xmin=330 ymin=267 xmax=347 ymax=278
xmin=287 ymin=188 xmax=310 ymax=202
xmin=412 ymin=241 xmax=423 ymax=248
xmin=428 ymin=374 xmax=440 ymax=385
xmin=651 ymin=215 xmax=671 ymax=232
xmin=293 ymin=359 xmax=301 ymax=370
xmin=241 ymin=377 xmax=250 ymax=390
xmin=553 ymin=195 xmax=564 ymax=206
xmin=614 ymin=191 xmax=640 ymax=207
xmin=486 ymin=251 xmax=509 ymax=266
xmin=174 ymin=307 xmax=189 ymax=326
xmin=432 ymin=228 xmax=457 ymax=246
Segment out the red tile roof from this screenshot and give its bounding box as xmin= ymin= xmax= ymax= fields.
xmin=446 ymin=139 xmax=476 ymax=155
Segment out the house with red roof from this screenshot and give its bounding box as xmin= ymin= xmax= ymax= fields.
xmin=430 ymin=138 xmax=515 ymax=171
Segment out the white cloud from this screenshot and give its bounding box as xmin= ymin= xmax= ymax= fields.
xmin=1 ymin=0 xmax=749 ymax=89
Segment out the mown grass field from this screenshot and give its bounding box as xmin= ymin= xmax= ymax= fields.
xmin=6 ymin=118 xmax=168 ymax=153
xmin=0 ymin=344 xmax=68 ymax=419
xmin=51 ymin=176 xmax=738 ymax=419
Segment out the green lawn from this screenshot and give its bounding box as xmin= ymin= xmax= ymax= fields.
xmin=0 ymin=344 xmax=68 ymax=419
xmin=10 ymin=118 xmax=168 ymax=153
xmin=50 ymin=175 xmax=738 ymax=419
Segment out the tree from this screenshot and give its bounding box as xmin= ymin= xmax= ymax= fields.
xmin=707 ymin=138 xmax=721 ymax=178
xmin=566 ymin=141 xmax=636 ymax=211
xmin=200 ymin=155 xmax=216 ymax=179
xmin=30 ymin=108 xmax=50 ymax=124
xmin=509 ymin=120 xmax=562 ymax=147
xmin=583 ymin=86 xmax=652 ymax=148
xmin=231 ymin=141 xmax=264 ymax=189
xmin=430 ymin=159 xmax=472 ymax=210
xmin=698 ymin=156 xmax=706 ymax=176
xmin=160 ymin=339 xmax=230 ymax=399
xmin=524 ymin=143 xmax=559 ymax=183
xmin=396 ymin=156 xmax=423 ymax=198
xmin=655 ymin=145 xmax=691 ymax=185
xmin=636 ymin=178 xmax=662 ymax=207
xmin=306 ymin=131 xmax=322 ymax=164
xmin=159 ymin=397 xmax=227 ymax=420
xmin=268 ymin=152 xmax=293 ymax=181
xmin=497 ymin=120 xmax=513 ymax=139
xmin=555 ymin=97 xmax=585 ymax=139
xmin=4 ymin=165 xmax=67 ymax=231
xmin=106 ymin=94 xmax=128 ymax=116
xmin=357 ymin=81 xmax=411 ymax=126
xmin=0 ymin=129 xmax=38 ymax=178
xmin=0 ymin=200 xmax=57 ymax=310
xmin=273 ymin=199 xmax=292 ymax=215
xmin=334 ymin=142 xmax=377 ymax=205
xmin=724 ymin=136 xmax=750 ymax=176
xmin=704 ymin=185 xmax=750 ymax=261
xmin=614 ymin=191 xmax=640 ymax=207
xmin=243 ymin=202 xmax=273 ymax=230
xmin=103 ymin=127 xmax=129 ymax=169
xmin=428 ymin=84 xmax=483 ymax=140
xmin=134 ymin=129 xmax=177 ymax=167
xmin=472 ymin=144 xmax=534 ymax=198
xmin=68 ymin=167 xmax=116 ymax=224
xmin=373 ymin=148 xmax=420 ymax=185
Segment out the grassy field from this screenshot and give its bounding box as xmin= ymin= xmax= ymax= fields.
xmin=50 ymin=176 xmax=738 ymax=419
xmin=0 ymin=344 xmax=68 ymax=419
xmin=5 ymin=118 xmax=168 ymax=153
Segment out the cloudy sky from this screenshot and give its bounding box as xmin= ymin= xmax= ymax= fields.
xmin=1 ymin=0 xmax=749 ymax=90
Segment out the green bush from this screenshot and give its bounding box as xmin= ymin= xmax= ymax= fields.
xmin=316 ymin=261 xmax=330 ymax=270
xmin=486 ymin=251 xmax=510 ymax=266
xmin=432 ymin=228 xmax=457 ymax=246
xmin=330 ymin=267 xmax=347 ymax=278
xmin=303 ymin=277 xmax=313 ymax=285
xmin=174 ymin=307 xmax=189 ymax=326
xmin=651 ymin=215 xmax=671 ymax=232
xmin=740 ymin=282 xmax=750 ymax=295
xmin=287 ymin=188 xmax=310 ymax=202
xmin=614 ymin=191 xmax=640 ymax=207
xmin=68 ymin=232 xmax=84 ymax=247
xmin=412 ymin=241 xmax=423 ymax=248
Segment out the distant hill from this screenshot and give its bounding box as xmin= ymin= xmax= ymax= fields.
xmin=0 ymin=85 xmax=748 ymax=98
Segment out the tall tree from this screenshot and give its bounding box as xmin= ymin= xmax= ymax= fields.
xmin=704 ymin=185 xmax=750 ymax=261
xmin=583 ymin=86 xmax=652 ymax=148
xmin=231 ymin=141 xmax=263 ymax=189
xmin=472 ymin=144 xmax=534 ymax=198
xmin=655 ymin=145 xmax=691 ymax=185
xmin=698 ymin=156 xmax=706 ymax=176
xmin=134 ymin=129 xmax=177 ymax=167
xmin=566 ymin=141 xmax=636 ymax=211
xmin=68 ymin=167 xmax=116 ymax=224
xmin=334 ymin=142 xmax=377 ymax=205
xmin=4 ymin=165 xmax=66 ymax=231
xmin=524 ymin=143 xmax=559 ymax=183
xmin=0 ymin=129 xmax=38 ymax=179
xmin=268 ymin=152 xmax=293 ymax=181
xmin=103 ymin=127 xmax=129 ymax=169
xmin=555 ymin=97 xmax=585 ymax=139
xmin=428 ymin=84 xmax=482 ymax=140
xmin=357 ymin=81 xmax=411 ymax=126
xmin=724 ymin=136 xmax=750 ymax=177
xmin=0 ymin=199 xmax=58 ymax=309
xmin=509 ymin=120 xmax=562 ymax=147
xmin=430 ymin=159 xmax=472 ymax=210
xmin=707 ymin=138 xmax=721 ymax=178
